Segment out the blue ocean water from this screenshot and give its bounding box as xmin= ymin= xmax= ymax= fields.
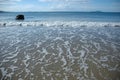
xmin=0 ymin=12 xmax=120 ymax=22
xmin=0 ymin=12 xmax=120 ymax=27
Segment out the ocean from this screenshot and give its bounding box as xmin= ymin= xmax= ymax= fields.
xmin=0 ymin=12 xmax=120 ymax=80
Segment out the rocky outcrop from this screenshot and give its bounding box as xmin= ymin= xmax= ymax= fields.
xmin=16 ymin=14 xmax=24 ymax=20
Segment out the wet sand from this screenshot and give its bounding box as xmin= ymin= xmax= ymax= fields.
xmin=0 ymin=26 xmax=120 ymax=80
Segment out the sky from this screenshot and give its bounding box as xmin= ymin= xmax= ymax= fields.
xmin=0 ymin=0 xmax=120 ymax=12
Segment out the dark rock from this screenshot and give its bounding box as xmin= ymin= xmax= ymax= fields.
xmin=115 ymin=25 xmax=120 ymax=27
xmin=16 ymin=14 xmax=24 ymax=20
xmin=19 ymin=23 xmax=22 ymax=26
xmin=3 ymin=23 xmax=6 ymax=26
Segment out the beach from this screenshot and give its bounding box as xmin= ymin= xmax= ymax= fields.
xmin=0 ymin=12 xmax=120 ymax=80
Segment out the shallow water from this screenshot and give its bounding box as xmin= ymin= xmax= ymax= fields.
xmin=0 ymin=25 xmax=120 ymax=80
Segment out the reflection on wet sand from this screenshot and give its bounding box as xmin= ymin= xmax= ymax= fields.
xmin=0 ymin=26 xmax=120 ymax=80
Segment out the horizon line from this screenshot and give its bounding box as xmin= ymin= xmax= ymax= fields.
xmin=0 ymin=11 xmax=120 ymax=13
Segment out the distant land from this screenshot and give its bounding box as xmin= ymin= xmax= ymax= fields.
xmin=0 ymin=11 xmax=120 ymax=13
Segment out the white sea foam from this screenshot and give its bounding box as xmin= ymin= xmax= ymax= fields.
xmin=0 ymin=21 xmax=120 ymax=27
xmin=0 ymin=21 xmax=120 ymax=80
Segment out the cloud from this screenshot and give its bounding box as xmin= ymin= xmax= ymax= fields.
xmin=0 ymin=3 xmax=51 ymax=12
xmin=38 ymin=0 xmax=89 ymax=11
xmin=6 ymin=4 xmax=36 ymax=11
xmin=38 ymin=0 xmax=89 ymax=4
xmin=0 ymin=0 xmax=21 ymax=4
xmin=38 ymin=0 xmax=86 ymax=4
xmin=0 ymin=0 xmax=22 ymax=11
xmin=38 ymin=0 xmax=88 ymax=2
xmin=0 ymin=0 xmax=21 ymax=2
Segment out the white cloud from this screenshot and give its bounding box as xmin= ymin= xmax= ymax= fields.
xmin=0 ymin=0 xmax=90 ymax=11
xmin=1 ymin=4 xmax=52 ymax=12
xmin=38 ymin=0 xmax=88 ymax=2
xmin=0 ymin=0 xmax=21 ymax=2
xmin=0 ymin=0 xmax=22 ymax=11
xmin=0 ymin=0 xmax=21 ymax=4
xmin=38 ymin=0 xmax=89 ymax=11
xmin=6 ymin=4 xmax=36 ymax=11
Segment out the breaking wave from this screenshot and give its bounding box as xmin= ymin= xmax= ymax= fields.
xmin=0 ymin=21 xmax=120 ymax=27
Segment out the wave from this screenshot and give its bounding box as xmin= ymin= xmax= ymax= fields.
xmin=0 ymin=21 xmax=120 ymax=27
